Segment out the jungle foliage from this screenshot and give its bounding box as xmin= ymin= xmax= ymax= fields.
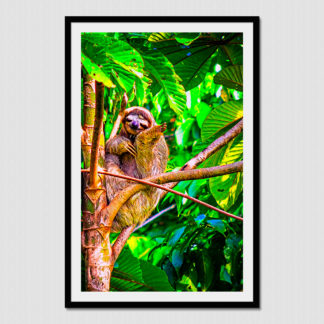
xmin=81 ymin=32 xmax=243 ymax=292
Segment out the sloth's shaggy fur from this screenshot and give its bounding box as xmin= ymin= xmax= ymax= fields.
xmin=105 ymin=107 xmax=169 ymax=232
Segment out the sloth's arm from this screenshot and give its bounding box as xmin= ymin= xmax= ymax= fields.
xmin=136 ymin=123 xmax=167 ymax=144
xmin=105 ymin=135 xmax=137 ymax=157
xmin=135 ymin=124 xmax=168 ymax=178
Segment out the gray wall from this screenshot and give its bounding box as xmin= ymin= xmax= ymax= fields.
xmin=1 ymin=0 xmax=323 ymax=323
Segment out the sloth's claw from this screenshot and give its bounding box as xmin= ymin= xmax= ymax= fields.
xmin=160 ymin=122 xmax=167 ymax=133
xmin=155 ymin=123 xmax=167 ymax=133
xmin=125 ymin=143 xmax=137 ymax=157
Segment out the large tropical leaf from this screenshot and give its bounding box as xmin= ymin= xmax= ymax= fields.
xmin=127 ymin=235 xmax=158 ymax=260
xmin=111 ymin=247 xmax=174 ymax=291
xmin=214 ymin=65 xmax=243 ymax=91
xmin=81 ymin=53 xmax=115 ymax=88
xmin=151 ymin=34 xmax=242 ymax=91
xmin=201 ymin=99 xmax=243 ymax=141
xmin=149 ymin=32 xmax=201 ymax=45
xmin=81 ymin=33 xmax=148 ymax=92
xmin=175 ymin=118 xmax=195 ymax=146
xmin=140 ymin=260 xmax=174 ymax=291
xmin=196 ymin=102 xmax=212 ymax=128
xmin=142 ymin=49 xmax=187 ymax=115
xmin=148 ymin=32 xmax=173 ymax=42
xmin=151 ymin=37 xmax=218 ymax=91
xmin=205 ymin=133 xmax=243 ymax=210
xmin=111 ymin=247 xmax=145 ymax=291
xmin=213 ymin=45 xmax=243 ymax=68
xmin=192 ymin=250 xmax=213 ymax=291
xmin=174 ymin=33 xmax=201 ymax=45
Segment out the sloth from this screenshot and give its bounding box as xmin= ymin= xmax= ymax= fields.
xmin=105 ymin=107 xmax=169 ymax=232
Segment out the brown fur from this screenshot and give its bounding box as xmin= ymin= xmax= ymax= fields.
xmin=105 ymin=107 xmax=169 ymax=232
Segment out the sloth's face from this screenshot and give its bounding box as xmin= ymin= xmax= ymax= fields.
xmin=124 ymin=113 xmax=150 ymax=135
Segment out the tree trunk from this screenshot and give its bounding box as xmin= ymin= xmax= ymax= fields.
xmin=81 ymin=75 xmax=112 ymax=291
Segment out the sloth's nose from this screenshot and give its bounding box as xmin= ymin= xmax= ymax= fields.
xmin=131 ymin=120 xmax=139 ymax=129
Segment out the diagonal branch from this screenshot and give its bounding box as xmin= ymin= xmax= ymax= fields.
xmin=112 ymin=225 xmax=136 ymax=263
xmin=180 ymin=119 xmax=243 ymax=171
xmin=133 ymin=204 xmax=177 ymax=232
xmin=109 ymin=93 xmax=128 ymax=140
xmin=161 ymin=118 xmax=243 ymax=197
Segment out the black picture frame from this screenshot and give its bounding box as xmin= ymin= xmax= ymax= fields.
xmin=65 ymin=16 xmax=260 ymax=308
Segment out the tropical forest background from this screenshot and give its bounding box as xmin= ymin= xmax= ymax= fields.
xmin=81 ymin=32 xmax=243 ymax=292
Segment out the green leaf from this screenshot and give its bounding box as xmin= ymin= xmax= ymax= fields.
xmin=192 ymin=250 xmax=213 ymax=291
xmin=127 ymin=235 xmax=158 ymax=260
xmin=196 ymin=102 xmax=212 ymax=128
xmin=142 ymin=49 xmax=187 ymax=115
xmin=187 ymin=86 xmax=200 ymax=112
xmin=148 ymin=32 xmax=173 ymax=42
xmin=178 ymin=275 xmax=198 ymax=292
xmin=81 ymin=53 xmax=115 ymax=88
xmin=213 ymin=45 xmax=243 ymax=69
xmin=224 ymin=234 xmax=243 ymax=289
xmin=111 ymin=247 xmax=174 ymax=291
xmin=220 ymin=265 xmax=232 ymax=284
xmin=201 ymin=99 xmax=243 ymax=141
xmin=175 ymin=118 xmax=195 ymax=146
xmin=207 ymin=219 xmax=226 ymax=234
xmin=219 ymin=45 xmax=243 ymax=65
xmin=111 ymin=248 xmax=146 ymax=291
xmin=140 ymin=260 xmax=174 ymax=291
xmin=169 ymin=226 xmax=186 ymax=246
xmin=152 ymin=37 xmax=219 ymax=90
xmin=82 ymin=33 xmax=147 ymax=92
xmin=149 ymin=245 xmax=172 ymax=266
xmin=134 ymin=77 xmax=145 ymax=105
xmin=171 ymin=249 xmax=184 ymax=270
xmin=207 ymin=134 xmax=243 ymax=210
xmin=188 ymin=179 xmax=207 ymax=197
xmin=174 ymin=33 xmax=201 ymax=45
xmin=214 ymin=65 xmax=243 ymax=91
xmin=110 ymin=69 xmax=127 ymax=93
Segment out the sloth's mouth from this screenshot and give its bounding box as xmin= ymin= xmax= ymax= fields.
xmin=130 ymin=124 xmax=139 ymax=130
xmin=126 ymin=124 xmax=142 ymax=135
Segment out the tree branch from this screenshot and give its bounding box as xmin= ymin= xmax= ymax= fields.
xmin=81 ymin=77 xmax=111 ymax=292
xmin=109 ymin=93 xmax=127 ymax=140
xmin=161 ymin=118 xmax=243 ymax=195
xmin=112 ymin=225 xmax=136 ymax=263
xmin=83 ymin=161 xmax=243 ymax=223
xmin=181 ymin=119 xmax=243 ymax=171
xmin=134 ymin=204 xmax=177 ymax=232
xmin=89 ymin=81 xmax=105 ymax=188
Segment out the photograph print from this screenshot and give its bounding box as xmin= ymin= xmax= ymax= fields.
xmin=66 ymin=16 xmax=259 ymax=307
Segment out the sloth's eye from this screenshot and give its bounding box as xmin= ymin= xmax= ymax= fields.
xmin=126 ymin=117 xmax=132 ymax=122
xmin=141 ymin=123 xmax=148 ymax=129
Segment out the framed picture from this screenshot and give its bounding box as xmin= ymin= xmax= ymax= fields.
xmin=65 ymin=16 xmax=260 ymax=308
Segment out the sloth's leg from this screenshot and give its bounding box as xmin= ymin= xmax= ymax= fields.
xmin=105 ymin=153 xmax=145 ymax=232
xmin=105 ymin=135 xmax=137 ymax=198
xmin=105 ymin=154 xmax=130 ymax=200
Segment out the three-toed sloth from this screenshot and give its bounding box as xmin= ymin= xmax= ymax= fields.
xmin=105 ymin=107 xmax=169 ymax=232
